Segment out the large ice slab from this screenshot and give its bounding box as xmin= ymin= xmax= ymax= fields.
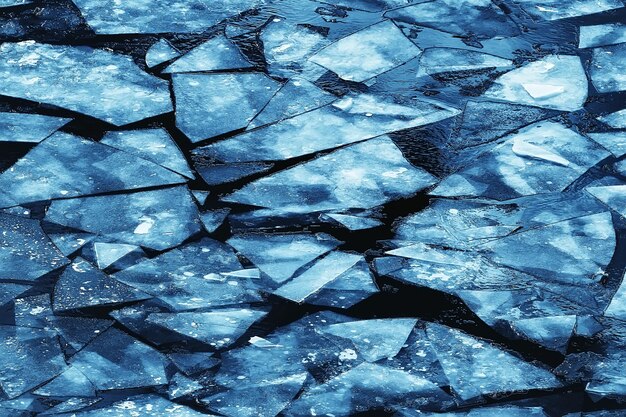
xmin=579 ymin=24 xmax=626 ymax=48
xmin=0 ymin=112 xmax=70 ymax=143
xmin=432 ymin=122 xmax=610 ymax=200
xmin=71 ymin=0 xmax=264 ymax=34
xmin=100 ymin=128 xmax=193 ymax=179
xmin=174 ymin=72 xmax=281 ymax=142
xmin=309 ymin=20 xmax=421 ymax=82
xmin=590 ymin=44 xmax=626 ymax=93
xmin=483 ymin=55 xmax=588 ymax=111
xmin=0 ymin=213 xmax=68 ymax=281
xmin=0 ymin=132 xmax=184 ymax=204
xmin=224 ymin=137 xmax=437 ymax=213
xmin=510 ymin=315 xmax=576 ymax=353
xmin=194 ymin=93 xmax=460 ymax=163
xmin=164 ymin=35 xmax=252 ymax=73
xmin=598 ymin=109 xmax=626 ymax=129
xmin=588 ymin=132 xmax=626 ymax=157
xmin=0 ymin=42 xmax=172 ymax=125
xmin=67 ymin=394 xmax=211 ymax=416
xmin=45 ymin=186 xmax=202 ymax=251
xmin=513 ymin=0 xmax=624 ymax=21
xmin=33 ymin=366 xmax=95 ymax=397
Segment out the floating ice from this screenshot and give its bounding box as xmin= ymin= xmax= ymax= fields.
xmin=309 ymin=20 xmax=421 ymax=82
xmin=598 ymin=109 xmax=626 ymax=129
xmin=0 ymin=283 xmax=29 ymax=306
xmin=0 ymin=42 xmax=172 ymax=125
xmin=0 ymin=0 xmax=31 ymax=7
xmin=199 ymin=209 xmax=230 ymax=233
xmin=510 ymin=315 xmax=576 ymax=353
xmin=174 ymin=72 xmax=281 ymax=142
xmin=48 ymin=232 xmax=95 ymax=257
xmin=49 ymin=316 xmax=113 ymax=352
xmin=321 ymin=213 xmax=384 ymax=231
xmin=100 ymin=128 xmax=194 ymax=179
xmin=66 ymin=394 xmax=211 ymax=416
xmin=605 ymin=272 xmax=626 ymax=320
xmin=0 ymin=213 xmax=68 ymax=281
xmin=145 ymin=39 xmax=180 ymax=68
xmin=227 ymin=233 xmax=340 ymax=283
xmin=513 ymin=0 xmax=624 ymax=21
xmin=195 ymin=162 xmax=274 ymax=186
xmin=169 ymin=352 xmax=219 ymax=375
xmin=433 ymin=122 xmax=610 ymax=200
xmin=484 ymin=55 xmax=588 ymax=111
xmin=33 ymin=366 xmax=95 ymax=397
xmin=579 ymin=24 xmax=626 ymax=48
xmin=590 ymin=44 xmax=626 ymax=93
xmin=45 ymin=186 xmax=202 ymax=251
xmin=94 ymin=242 xmax=142 ymax=270
xmin=40 ymin=397 xmax=102 ymax=415
xmin=11 ymin=293 xmax=52 ymax=328
xmin=224 ymin=137 xmax=437 ymax=213
xmin=71 ymin=0 xmax=264 ymax=34
xmin=587 ymin=185 xmax=626 ymax=218
xmin=191 ymin=190 xmax=210 ymax=206
xmin=417 ymin=48 xmax=513 ymax=76
xmin=588 ymin=132 xmax=626 ymax=157
xmin=0 ymin=112 xmax=70 ymax=143
xmin=164 ymin=35 xmax=252 ymax=73
xmin=195 ymin=93 xmax=459 ymax=163
xmin=0 ymin=132 xmax=184 ymax=204
xmin=318 ymin=0 xmax=426 ymax=12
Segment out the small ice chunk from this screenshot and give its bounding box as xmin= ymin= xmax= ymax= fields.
xmin=199 ymin=209 xmax=230 ymax=233
xmin=164 ymin=35 xmax=252 ymax=73
xmin=94 ymin=242 xmax=142 ymax=270
xmin=598 ymin=109 xmax=626 ymax=129
xmin=145 ymin=38 xmax=181 ymax=68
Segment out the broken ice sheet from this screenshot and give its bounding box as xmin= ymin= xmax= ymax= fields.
xmin=597 ymin=109 xmax=626 ymax=129
xmin=113 ymin=238 xmax=262 ymax=311
xmin=173 ymin=72 xmax=281 ymax=142
xmin=309 ymin=20 xmax=421 ymax=82
xmin=145 ymin=38 xmax=180 ymax=68
xmin=65 ymin=394 xmax=212 ymax=416
xmin=163 ymin=35 xmax=252 ymax=73
xmin=317 ymin=0 xmax=426 ymax=12
xmin=513 ymin=0 xmax=624 ymax=21
xmin=590 ymin=44 xmax=626 ymax=93
xmin=45 ymin=186 xmax=202 ymax=251
xmin=100 ymin=128 xmax=194 ymax=179
xmin=320 ymin=213 xmax=384 ymax=231
xmin=0 ymin=132 xmax=184 ymax=204
xmin=483 ymin=55 xmax=588 ymax=112
xmin=193 ymin=92 xmax=460 ymax=163
xmin=432 ymin=121 xmax=610 ymax=200
xmin=0 ymin=42 xmax=172 ymax=126
xmin=168 ymin=372 xmax=203 ymax=399
xmin=199 ymin=209 xmax=230 ymax=233
xmin=93 ymin=242 xmax=144 ymax=270
xmin=417 ymin=48 xmax=513 ymax=77
xmin=71 ymin=0 xmax=264 ymax=34
xmin=0 ymin=212 xmax=68 ymax=281
xmin=510 ymin=315 xmax=577 ymax=353
xmin=48 ymin=232 xmax=95 ymax=257
xmin=39 ymin=397 xmax=102 ymax=415
xmin=579 ymin=24 xmax=626 ymax=48
xmin=33 ymin=366 xmax=95 ymax=397
xmin=0 ymin=283 xmax=30 ymax=306
xmin=0 ymin=112 xmax=70 ymax=143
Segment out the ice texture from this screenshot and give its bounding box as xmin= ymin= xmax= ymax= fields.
xmin=514 ymin=0 xmax=624 ymax=21
xmin=145 ymin=39 xmax=180 ymax=68
xmin=579 ymin=24 xmax=626 ymax=48
xmin=0 ymin=112 xmax=70 ymax=143
xmin=164 ymin=35 xmax=252 ymax=73
xmin=590 ymin=44 xmax=626 ymax=93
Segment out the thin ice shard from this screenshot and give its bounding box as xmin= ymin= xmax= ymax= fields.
xmin=164 ymin=35 xmax=252 ymax=73
xmin=93 ymin=242 xmax=142 ymax=270
xmin=0 ymin=112 xmax=70 ymax=143
xmin=417 ymin=48 xmax=513 ymax=76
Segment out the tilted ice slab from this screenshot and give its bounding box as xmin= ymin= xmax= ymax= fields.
xmin=0 ymin=42 xmax=172 ymax=125
xmin=417 ymin=48 xmax=513 ymax=76
xmin=386 ymin=0 xmax=519 ymax=39
xmin=0 ymin=132 xmax=184 ymax=204
xmin=579 ymin=24 xmax=626 ymax=48
xmin=590 ymin=44 xmax=626 ymax=93
xmin=145 ymin=39 xmax=180 ymax=68
xmin=100 ymin=128 xmax=194 ymax=178
xmin=45 ymin=186 xmax=202 ymax=251
xmin=164 ymin=35 xmax=252 ymax=73
xmin=174 ymin=72 xmax=281 ymax=142
xmin=194 ymin=93 xmax=460 ymax=163
xmin=597 ymin=109 xmax=626 ymax=128
xmin=224 ymin=137 xmax=437 ymax=214
xmin=513 ymin=0 xmax=624 ymax=21
xmin=0 ymin=112 xmax=70 ymax=143
xmin=432 ymin=121 xmax=610 ymax=200
xmin=483 ymin=55 xmax=588 ymax=112
xmin=309 ymin=20 xmax=422 ymax=83
xmin=71 ymin=0 xmax=264 ymax=34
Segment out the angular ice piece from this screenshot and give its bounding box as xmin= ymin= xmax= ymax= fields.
xmin=12 ymin=293 xmax=52 ymax=328
xmin=319 ymin=0 xmax=427 ymax=12
xmin=94 ymin=242 xmax=142 ymax=270
xmin=386 ymin=0 xmax=519 ymax=39
xmin=196 ymin=162 xmax=274 ymax=185
xmin=287 ymin=362 xmax=452 ymax=415
xmin=48 ymin=232 xmax=95 ymax=257
xmin=0 ymin=213 xmax=68 ymax=281
xmin=598 ymin=109 xmax=626 ymax=129
xmin=588 ymin=185 xmax=626 ymax=219
xmin=227 ymin=233 xmax=340 ymax=283
xmin=433 ymin=122 xmax=610 ymax=200
xmin=164 ymin=35 xmax=252 ymax=73
xmin=33 ymin=366 xmax=95 ymax=397
xmin=169 ymin=352 xmax=218 ymax=375
xmin=307 ymin=259 xmax=379 ymax=309
xmin=248 ymin=78 xmax=335 ymax=129
xmin=590 ymin=44 xmax=626 ymax=93
xmin=66 ymin=394 xmax=210 ymax=416
xmin=309 ymin=20 xmax=421 ymax=82
xmin=483 ymin=55 xmax=587 ymax=111
xmin=39 ymin=397 xmax=102 ymax=415
xmin=113 ymin=238 xmax=258 ymax=311
xmin=274 ymin=252 xmax=363 ymax=303
xmin=45 ymin=186 xmax=202 ymax=251
xmin=397 ymin=406 xmax=549 ymax=416
xmin=0 ymin=112 xmax=70 ymax=143
xmin=49 ymin=316 xmax=114 ymax=352
xmin=417 ymin=48 xmax=513 ymax=76
xmin=605 ymin=272 xmax=626 ymax=320
xmin=147 ymin=308 xmax=268 ymax=348
xmin=145 ymin=39 xmax=180 ymax=68
xmin=71 ymin=0 xmax=263 ymax=34
xmin=194 ymin=93 xmax=460 ymax=163
xmin=71 ymin=327 xmax=166 ymax=390
xmin=0 ymin=326 xmax=66 ymax=398
xmin=579 ymin=24 xmax=626 ymax=48
xmin=168 ymin=372 xmax=203 ymax=399
xmin=320 ymin=318 xmax=417 ymax=362
xmin=321 ymin=213 xmax=384 ymax=231
xmin=100 ymin=128 xmax=194 ymax=178
xmin=425 ymin=322 xmax=561 ymax=401
xmin=0 ymin=283 xmax=29 ymax=306
xmin=174 ymin=72 xmax=281 ymax=142
xmin=0 ymin=42 xmax=172 ymax=125
xmin=224 ymin=137 xmax=437 ymax=213
xmin=0 ymin=132 xmax=184 ymax=204
xmin=199 ymin=209 xmax=230 ymax=233
xmin=588 ymin=132 xmax=626 ymax=157
xmin=53 ymin=258 xmax=151 ymax=312
xmin=0 ymin=0 xmax=31 ymax=6
xmin=514 ymin=0 xmax=624 ymax=21
xmin=191 ymin=190 xmax=210 ymax=205
xmin=510 ymin=315 xmax=576 ymax=353
xmin=484 ymin=212 xmax=614 ymax=285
